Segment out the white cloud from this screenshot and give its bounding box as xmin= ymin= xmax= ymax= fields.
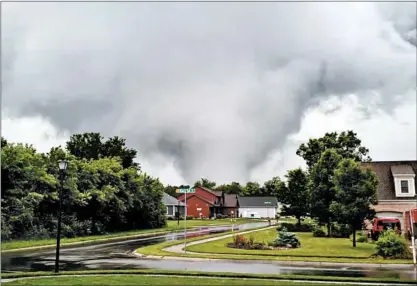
xmin=250 ymin=93 xmax=417 ymax=184
xmin=2 ymin=113 xmax=69 ymax=153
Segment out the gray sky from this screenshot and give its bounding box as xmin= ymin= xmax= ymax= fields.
xmin=2 ymin=2 xmax=416 ymax=185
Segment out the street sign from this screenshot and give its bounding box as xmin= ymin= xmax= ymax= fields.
xmin=176 ymin=187 xmax=196 ymax=194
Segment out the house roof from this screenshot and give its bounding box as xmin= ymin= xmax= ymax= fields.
xmin=391 ymin=165 xmax=415 ymax=175
xmin=238 ymin=196 xmax=278 ymax=207
xmin=199 ymin=186 xmax=223 ymax=197
xmin=361 ymin=161 xmax=417 ymax=201
xmin=181 ymin=193 xmax=218 ymax=206
xmin=163 ymin=193 xmax=185 ymax=206
xmin=223 ymin=194 xmax=238 ymax=207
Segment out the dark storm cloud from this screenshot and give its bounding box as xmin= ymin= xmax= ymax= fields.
xmin=2 ymin=2 xmax=416 ymax=183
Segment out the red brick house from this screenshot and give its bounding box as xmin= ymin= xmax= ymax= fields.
xmin=362 ymin=160 xmax=417 ymax=231
xmin=177 ymin=187 xmax=239 ymax=218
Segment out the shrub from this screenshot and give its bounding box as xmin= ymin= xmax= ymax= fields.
xmin=356 ymin=235 xmax=368 ymax=243
xmin=232 ymin=234 xmax=247 ymax=247
xmin=277 ymin=222 xmax=314 ymax=232
xmin=312 ymin=227 xmax=326 ymax=237
xmin=186 ymin=216 xmax=194 ymax=220
xmin=375 ymin=229 xmax=411 ymax=259
xmin=272 ymin=227 xmax=301 ymax=248
xmin=332 ymin=224 xmax=351 ymax=238
xmin=167 ymin=217 xmax=174 ymax=221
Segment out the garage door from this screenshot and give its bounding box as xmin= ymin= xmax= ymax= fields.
xmin=376 ymin=212 xmax=404 ymax=230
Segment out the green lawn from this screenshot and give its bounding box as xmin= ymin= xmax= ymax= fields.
xmin=136 ymin=228 xmax=412 ymax=264
xmin=3 ymin=270 xmax=416 ymax=284
xmin=2 ymin=275 xmax=338 ymax=286
xmin=1 ymin=218 xmax=262 ymax=251
xmin=187 ymin=229 xmax=375 ymax=258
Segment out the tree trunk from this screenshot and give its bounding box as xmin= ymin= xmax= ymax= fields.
xmin=327 ymin=222 xmax=331 ymax=237
xmin=352 ymin=224 xmax=356 ymax=247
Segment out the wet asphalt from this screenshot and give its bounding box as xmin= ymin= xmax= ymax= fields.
xmin=1 ymin=222 xmax=417 ymax=281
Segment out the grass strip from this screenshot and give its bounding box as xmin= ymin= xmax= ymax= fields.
xmin=1 ymin=269 xmax=416 ymax=284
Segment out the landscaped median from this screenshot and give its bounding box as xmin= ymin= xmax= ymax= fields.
xmin=1 ymin=218 xmax=261 ymax=252
xmin=2 ymin=269 xmax=417 ymax=285
xmin=136 ymin=227 xmax=413 ymax=265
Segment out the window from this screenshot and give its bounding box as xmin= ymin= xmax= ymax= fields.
xmin=400 ymin=180 xmax=409 ymax=193
xmin=166 ymin=206 xmax=169 ymax=215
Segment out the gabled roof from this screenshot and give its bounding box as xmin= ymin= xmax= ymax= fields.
xmin=223 ymin=194 xmax=238 ymax=207
xmin=391 ymin=165 xmax=415 ymax=175
xmin=199 ymin=186 xmax=223 ymax=197
xmin=179 ymin=193 xmax=218 ymax=206
xmin=238 ymin=196 xmax=278 ymax=207
xmin=361 ymin=161 xmax=417 ymax=201
xmin=163 ymin=193 xmax=185 ymax=206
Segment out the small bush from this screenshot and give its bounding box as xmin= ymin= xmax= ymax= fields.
xmin=312 ymin=227 xmax=326 ymax=237
xmin=186 ymin=216 xmax=194 ymax=220
xmin=167 ymin=217 xmax=174 ymax=221
xmin=232 ymin=234 xmax=247 ymax=247
xmin=375 ymin=229 xmax=411 ymax=259
xmin=276 ymin=223 xmax=314 ymax=232
xmin=356 ymin=235 xmax=368 ymax=243
xmin=272 ymin=227 xmax=301 ymax=248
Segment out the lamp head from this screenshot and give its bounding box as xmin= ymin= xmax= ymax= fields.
xmin=58 ymin=160 xmax=68 ymax=171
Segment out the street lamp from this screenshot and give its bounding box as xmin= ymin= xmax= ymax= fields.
xmin=55 ymin=159 xmax=68 ymax=273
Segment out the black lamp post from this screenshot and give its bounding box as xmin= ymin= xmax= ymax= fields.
xmin=55 ymin=159 xmax=68 ymax=273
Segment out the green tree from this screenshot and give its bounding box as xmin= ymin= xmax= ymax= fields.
xmin=164 ymin=185 xmax=180 ymax=198
xmin=243 ymin=181 xmax=262 ymax=196
xmin=263 ymin=177 xmax=286 ymax=200
xmin=309 ymin=149 xmax=343 ymax=237
xmin=282 ymin=169 xmax=310 ymax=225
xmin=1 ymin=135 xmax=165 ymax=241
xmin=296 ymin=131 xmax=371 ymax=170
xmin=215 ymin=182 xmax=244 ymax=195
xmin=194 ymin=178 xmax=216 ymax=189
xmin=330 ymin=159 xmax=378 ymax=247
xmin=66 ymin=133 xmax=139 ymax=169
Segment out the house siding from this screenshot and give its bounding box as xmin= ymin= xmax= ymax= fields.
xmin=240 ymin=207 xmax=277 ymax=218
xmin=184 ymin=195 xmax=212 ymax=218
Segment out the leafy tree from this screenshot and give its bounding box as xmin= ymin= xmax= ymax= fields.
xmin=282 ymin=169 xmax=310 ymax=226
xmin=164 ymin=185 xmax=180 ymax=198
xmin=1 ymin=135 xmax=165 ymax=241
xmin=309 ymin=149 xmax=343 ymax=237
xmin=243 ymin=181 xmax=262 ymax=196
xmin=296 ymin=131 xmax=371 ymax=169
xmin=1 ymin=136 xmax=8 ymax=148
xmin=194 ymin=178 xmax=216 ymax=189
xmin=330 ymin=159 xmax=378 ymax=247
xmin=215 ymin=182 xmax=244 ymax=195
xmin=262 ymin=177 xmax=286 ymax=199
xmin=66 ymin=133 xmax=139 ymax=169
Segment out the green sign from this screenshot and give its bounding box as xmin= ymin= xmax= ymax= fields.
xmin=176 ymin=187 xmax=196 ymax=194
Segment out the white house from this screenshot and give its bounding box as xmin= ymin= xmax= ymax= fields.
xmin=238 ymin=196 xmax=280 ymax=219
xmin=163 ymin=193 xmax=185 ymax=217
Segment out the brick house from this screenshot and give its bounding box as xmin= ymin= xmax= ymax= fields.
xmin=177 ymin=187 xmax=239 ymax=218
xmin=362 ymin=160 xmax=417 ymax=230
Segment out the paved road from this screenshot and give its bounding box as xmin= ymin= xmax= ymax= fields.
xmin=2 ymin=222 xmax=417 ymax=281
